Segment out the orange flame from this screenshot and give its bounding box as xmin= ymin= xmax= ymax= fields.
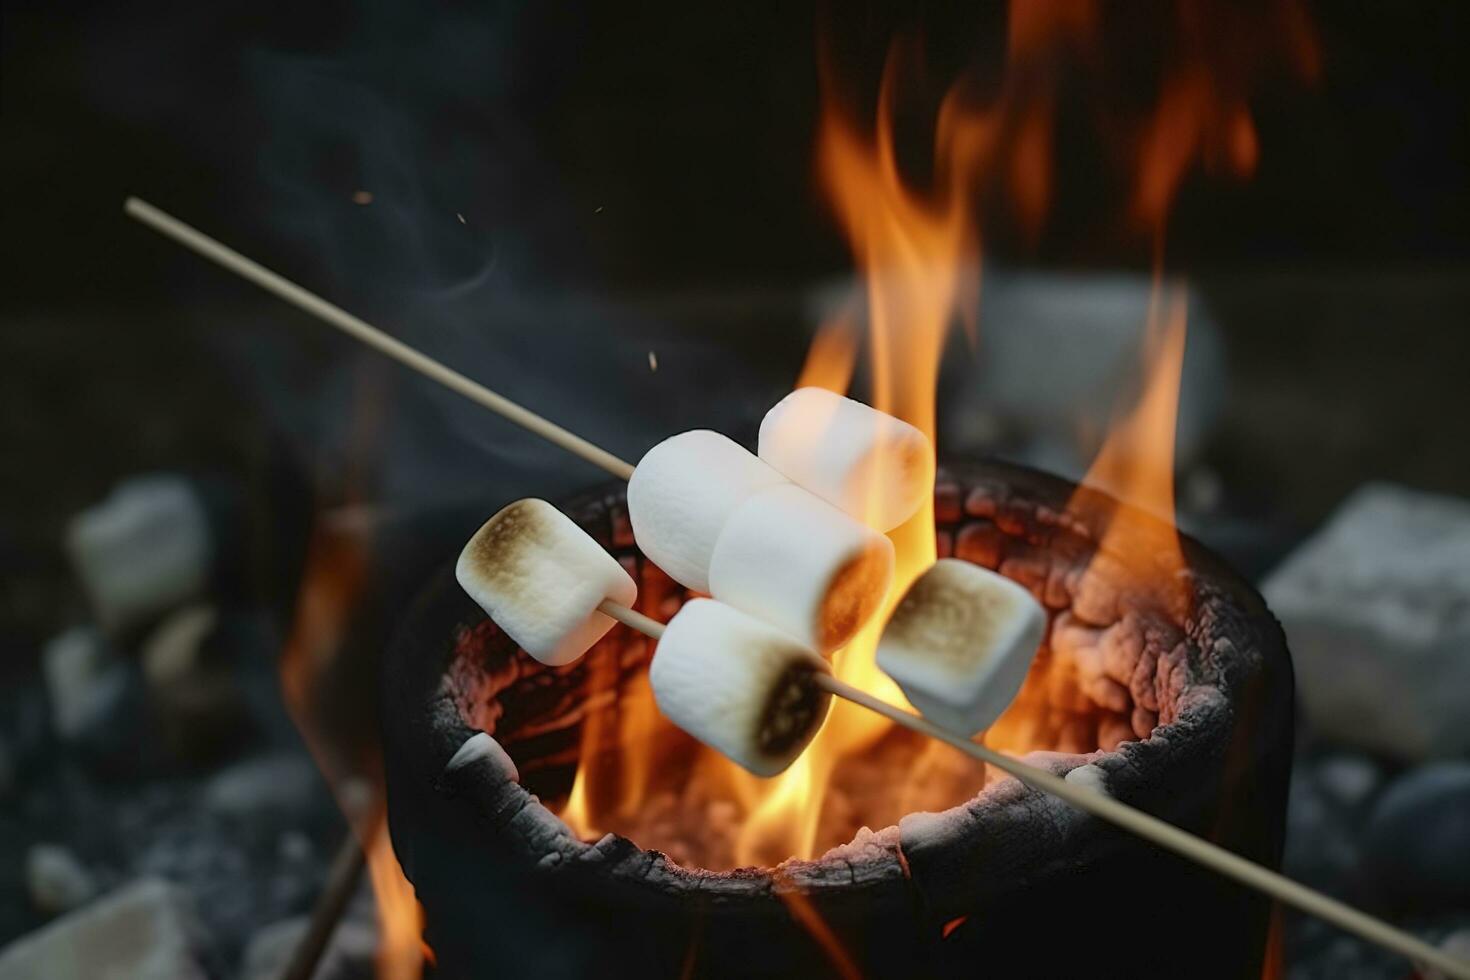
xmin=557 ymin=1 xmax=1317 ymax=875
xmin=281 ymin=520 xmax=427 ymax=980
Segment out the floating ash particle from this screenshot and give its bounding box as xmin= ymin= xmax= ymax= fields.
xmin=647 ymin=351 xmax=658 ymax=372
xmin=352 ymin=190 xmax=373 ymax=205
xmin=594 ymin=205 xmax=603 ymax=213
xmin=456 ymin=212 xmax=465 ymax=224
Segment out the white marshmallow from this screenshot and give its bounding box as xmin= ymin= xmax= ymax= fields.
xmin=876 ymin=559 xmax=1045 ymax=736
xmin=627 ymin=430 xmax=787 ymax=593
xmin=709 ymin=483 xmax=895 ymax=653
xmin=758 ymin=387 xmax=934 ymax=532
xmin=456 ymin=499 xmax=636 ymax=666
xmin=650 ymin=599 xmax=832 ymax=777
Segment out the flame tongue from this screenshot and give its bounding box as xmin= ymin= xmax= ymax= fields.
xmin=559 ymin=1 xmax=1316 ymax=871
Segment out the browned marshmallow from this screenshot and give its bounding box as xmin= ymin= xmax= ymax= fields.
xmin=457 ymin=498 xmax=636 ymax=666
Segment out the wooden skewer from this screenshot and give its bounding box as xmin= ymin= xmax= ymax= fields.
xmin=597 ymin=599 xmax=1470 ymax=980
xmin=126 ymin=197 xmax=1468 ymax=979
xmin=282 ymin=831 xmax=366 ymax=980
xmin=123 ymin=197 xmax=637 ymax=482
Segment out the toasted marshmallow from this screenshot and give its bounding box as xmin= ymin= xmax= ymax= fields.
xmin=456 ymin=499 xmax=636 ymax=666
xmin=708 ymin=483 xmax=894 ymax=653
xmin=627 ymin=430 xmax=787 ymax=593
xmin=876 ymin=559 xmax=1045 ymax=736
xmin=650 ymin=599 xmax=831 ymax=776
xmin=758 ymin=387 xmax=934 ymax=532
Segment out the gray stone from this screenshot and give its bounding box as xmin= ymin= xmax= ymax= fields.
xmin=939 ymin=271 xmax=1226 ymax=479
xmin=0 ymin=877 xmax=208 ymax=979
xmin=41 ymin=626 xmax=130 ymax=743
xmin=1263 ymin=484 xmax=1470 ymax=760
xmin=205 ymin=754 xmax=322 ymax=822
xmin=1314 ymin=753 xmax=1384 ymax=811
xmin=65 ymin=474 xmax=212 ymax=632
xmin=26 ymin=844 xmax=98 ymax=916
xmin=1362 ymin=762 xmax=1470 ymax=912
xmin=239 ymin=914 xmax=376 ymax=980
xmin=141 ymin=604 xmax=248 ymax=763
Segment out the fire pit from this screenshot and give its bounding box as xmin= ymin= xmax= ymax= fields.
xmin=382 ymin=458 xmax=1293 ymax=978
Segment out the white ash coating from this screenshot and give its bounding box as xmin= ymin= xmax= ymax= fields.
xmin=758 ymin=387 xmax=934 ymax=532
xmin=627 ymin=430 xmax=787 ymax=593
xmin=877 ymin=558 xmax=1045 ymax=736
xmin=446 ymin=732 xmax=519 ymax=783
xmin=649 ymin=599 xmax=832 ymax=777
xmin=456 ymin=498 xmax=636 ymax=666
xmin=708 ymin=483 xmax=895 ymax=653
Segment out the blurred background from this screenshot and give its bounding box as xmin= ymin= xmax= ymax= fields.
xmin=2 ymin=1 xmax=1468 ymax=978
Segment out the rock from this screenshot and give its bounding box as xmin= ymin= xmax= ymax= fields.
xmin=205 ymin=754 xmax=323 ymax=822
xmin=141 ymin=604 xmax=249 ymax=763
xmin=0 ymin=877 xmax=209 ymax=979
xmin=140 ymin=604 xmax=219 ymax=687
xmin=1263 ymin=483 xmax=1470 ymax=761
xmin=41 ymin=626 xmax=135 ymax=744
xmin=26 ymin=844 xmax=98 ymax=916
xmin=239 ymin=914 xmax=376 ymax=980
xmin=939 ymin=271 xmax=1226 ymax=478
xmin=1313 ymin=753 xmax=1383 ymax=812
xmin=1362 ymin=762 xmax=1470 ymax=912
xmin=65 ymin=474 xmax=212 ymax=633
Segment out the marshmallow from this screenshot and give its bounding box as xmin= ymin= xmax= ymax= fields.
xmin=649 ymin=599 xmax=831 ymax=777
xmin=758 ymin=387 xmax=934 ymax=532
xmin=876 ymin=559 xmax=1045 ymax=736
xmin=709 ymin=483 xmax=895 ymax=653
xmin=627 ymin=430 xmax=787 ymax=592
xmin=456 ymin=498 xmax=636 ymax=666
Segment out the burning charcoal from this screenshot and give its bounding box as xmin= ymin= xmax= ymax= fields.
xmin=25 ymin=845 xmax=97 ymax=917
xmin=1264 ymin=484 xmax=1470 ymax=761
xmin=457 ymin=498 xmax=637 ymax=666
xmin=758 ymin=386 xmax=934 ymax=531
xmin=64 ymin=474 xmax=212 ymax=634
xmin=876 ymin=559 xmax=1045 ymax=736
xmin=1362 ymin=762 xmax=1470 ymax=912
xmin=626 ymin=429 xmax=787 ymax=592
xmin=649 ymin=599 xmax=832 ymax=776
xmin=0 ymin=878 xmax=209 ymax=979
xmin=709 ymin=483 xmax=894 ymax=652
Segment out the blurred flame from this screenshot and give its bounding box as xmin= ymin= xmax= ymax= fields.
xmin=281 ymin=522 xmax=426 ymax=980
xmin=366 ymin=820 xmax=426 ymax=980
